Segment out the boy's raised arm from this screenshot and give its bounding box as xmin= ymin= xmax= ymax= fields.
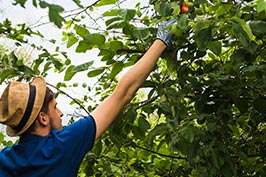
xmin=91 ymin=19 xmax=176 ymax=139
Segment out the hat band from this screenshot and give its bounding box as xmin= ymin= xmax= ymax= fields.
xmin=12 ymin=84 xmax=36 ymax=132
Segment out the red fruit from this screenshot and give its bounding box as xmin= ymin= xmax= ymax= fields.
xmin=180 ymin=3 xmax=189 ymax=14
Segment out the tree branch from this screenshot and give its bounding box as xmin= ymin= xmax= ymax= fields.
xmin=134 ymin=144 xmax=187 ymax=160
xmin=46 ymin=82 xmax=91 ymax=115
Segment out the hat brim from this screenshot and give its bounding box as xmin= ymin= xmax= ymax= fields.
xmin=6 ymin=77 xmax=46 ymax=136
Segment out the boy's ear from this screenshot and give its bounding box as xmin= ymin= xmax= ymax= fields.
xmin=36 ymin=112 xmax=49 ymax=126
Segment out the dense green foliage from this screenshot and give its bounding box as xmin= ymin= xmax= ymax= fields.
xmin=1 ymin=0 xmax=266 ymax=176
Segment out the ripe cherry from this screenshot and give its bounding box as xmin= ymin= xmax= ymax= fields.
xmin=180 ymin=3 xmax=189 ymax=14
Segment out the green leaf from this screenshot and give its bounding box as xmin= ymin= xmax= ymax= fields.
xmin=0 ymin=69 xmax=15 ymax=83
xmin=43 ymin=62 xmax=52 ymax=74
xmin=84 ymin=34 xmax=106 ymax=45
xmin=66 ymin=35 xmax=78 ymax=48
xmin=118 ymin=9 xmax=136 ymax=21
xmin=102 ymin=9 xmax=119 ymax=16
xmin=221 ymin=163 xmax=234 ymax=177
xmin=228 ymin=123 xmax=240 ymax=138
xmin=87 ymin=68 xmax=105 ymax=77
xmin=195 ymin=27 xmax=212 ymax=51
xmin=108 ymin=61 xmax=124 ymax=79
xmin=74 ymin=25 xmax=90 ymax=38
xmin=231 ymin=49 xmax=246 ymax=61
xmin=235 ymin=99 xmax=249 ymax=114
xmin=92 ymin=140 xmax=102 ymax=156
xmin=21 ymin=65 xmax=35 ymax=74
xmin=72 ymin=0 xmax=83 ymax=8
xmin=138 ymin=116 xmax=151 ymax=132
xmin=165 ymin=87 xmax=178 ymax=98
xmin=98 ymin=49 xmax=115 ymax=62
xmin=39 ymin=1 xmax=48 ymax=8
xmin=158 ymin=1 xmax=172 ymax=17
xmin=50 ymin=57 xmax=63 ymax=70
xmin=254 ymin=98 xmax=266 ymax=114
xmin=105 ymin=16 xmax=122 ymax=27
xmin=109 ymin=131 xmax=123 ymax=146
xmin=176 ymin=14 xmax=188 ymax=31
xmin=13 ymin=0 xmax=27 ymax=8
xmin=194 ymin=20 xmax=211 ymax=35
xmin=132 ymin=126 xmax=145 ymax=139
xmin=96 ymin=0 xmax=118 ymax=7
xmin=147 ymin=123 xmax=168 ymax=145
xmin=158 ymin=101 xmax=172 ymax=113
xmin=64 ymin=65 xmax=76 ymax=81
xmin=72 ymin=61 xmax=94 ymax=72
xmin=32 ymin=0 xmax=37 ymax=7
xmin=110 ymin=41 xmax=124 ymax=51
xmin=0 ymin=133 xmax=4 ymax=142
xmin=106 ymin=18 xmax=125 ymax=30
xmin=209 ymin=41 xmax=222 ymax=56
xmin=232 ymin=23 xmax=249 ymax=47
xmin=231 ymin=16 xmax=253 ymax=40
xmin=76 ymin=40 xmax=92 ymax=53
xmin=250 ymin=20 xmax=266 ymax=35
xmin=122 ymin=23 xmax=135 ymax=36
xmin=211 ymin=152 xmax=220 ymax=169
xmin=46 ymin=4 xmax=65 ymax=28
xmin=245 ymin=41 xmax=258 ymax=54
xmin=257 ymin=0 xmax=266 ymax=13
xmin=132 ymin=28 xmax=150 ymax=39
xmin=179 ymin=127 xmax=195 ymax=143
xmin=10 ymin=51 xmax=18 ymax=65
xmin=33 ymin=58 xmax=43 ymax=75
xmin=124 ymin=107 xmax=137 ymax=125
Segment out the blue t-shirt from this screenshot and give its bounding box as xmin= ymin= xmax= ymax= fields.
xmin=0 ymin=115 xmax=96 ymax=177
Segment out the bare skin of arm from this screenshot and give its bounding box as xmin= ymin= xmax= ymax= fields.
xmin=91 ymin=39 xmax=167 ymax=139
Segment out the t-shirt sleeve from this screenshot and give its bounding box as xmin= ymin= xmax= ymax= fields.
xmin=55 ymin=115 xmax=96 ymax=167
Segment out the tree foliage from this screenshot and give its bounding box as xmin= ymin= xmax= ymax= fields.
xmin=1 ymin=0 xmax=266 ymax=176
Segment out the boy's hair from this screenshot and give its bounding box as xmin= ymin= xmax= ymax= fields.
xmin=24 ymin=86 xmax=54 ymax=134
xmin=40 ymin=87 xmax=55 ymax=113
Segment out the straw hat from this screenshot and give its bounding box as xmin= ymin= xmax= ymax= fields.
xmin=0 ymin=77 xmax=46 ymax=136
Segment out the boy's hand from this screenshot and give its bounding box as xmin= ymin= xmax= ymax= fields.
xmin=156 ymin=18 xmax=176 ymax=46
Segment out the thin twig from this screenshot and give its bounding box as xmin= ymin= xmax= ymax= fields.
xmin=46 ymin=82 xmax=91 ymax=115
xmin=134 ymin=144 xmax=187 ymax=160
